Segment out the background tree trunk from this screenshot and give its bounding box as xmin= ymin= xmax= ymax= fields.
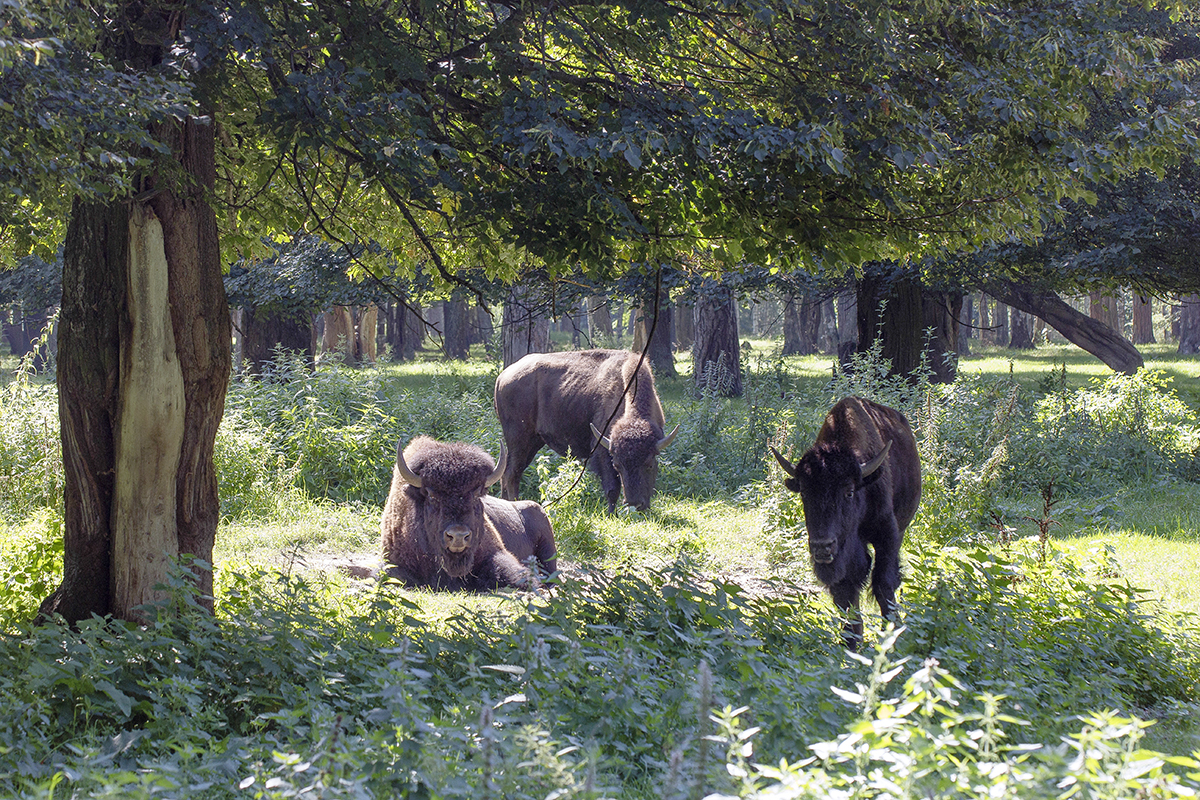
xmin=1180 ymin=295 xmax=1200 ymax=354
xmin=587 ymin=294 xmax=613 ymax=345
xmin=633 ymin=294 xmax=677 ymax=378
xmin=857 ymin=276 xmax=924 ymax=379
xmin=322 ymin=306 xmax=356 ymax=364
xmin=357 ymin=304 xmax=378 ymax=363
xmin=238 ymin=306 xmax=314 ymax=373
xmin=782 ymin=293 xmax=820 ymax=355
xmin=987 ymin=282 xmax=1143 ymax=374
xmin=674 ymin=301 xmax=694 ymax=350
xmin=692 ymin=292 xmax=742 ymax=396
xmin=1132 ymin=295 xmax=1156 ymax=344
xmin=502 ymin=284 xmax=551 ymax=367
xmin=41 ymin=114 xmax=230 ymax=623
xmin=443 ymin=294 xmax=472 ymax=360
xmin=1009 ymin=309 xmax=1035 ymax=349
xmin=922 ymin=291 xmax=961 ymax=382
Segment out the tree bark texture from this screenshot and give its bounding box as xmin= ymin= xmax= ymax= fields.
xmin=987 ymin=282 xmax=1144 ymax=374
xmin=1090 ymin=291 xmax=1121 ymax=333
xmin=692 ymin=292 xmax=742 ymax=396
xmin=1132 ymin=296 xmax=1156 ymax=345
xmin=1180 ymin=295 xmax=1200 ymax=355
xmin=42 ymin=115 xmax=230 ymax=623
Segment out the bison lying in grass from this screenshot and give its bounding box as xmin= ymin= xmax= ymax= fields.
xmin=380 ymin=436 xmax=556 ymax=591
xmin=771 ymin=397 xmax=921 ymax=649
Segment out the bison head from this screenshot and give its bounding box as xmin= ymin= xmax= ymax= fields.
xmin=591 ymin=418 xmax=678 ymax=510
xmin=395 ymin=436 xmax=506 ymax=578
xmin=771 ymin=441 xmax=891 ymax=567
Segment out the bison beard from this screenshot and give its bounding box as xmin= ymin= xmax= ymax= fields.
xmin=771 ymin=397 xmax=921 ymax=649
xmin=380 ymin=436 xmax=556 ymax=591
xmin=494 ymin=349 xmax=678 ymax=512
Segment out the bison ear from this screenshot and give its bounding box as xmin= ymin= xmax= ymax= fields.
xmin=857 ymin=440 xmax=892 ymax=484
xmin=590 ymin=422 xmax=612 ymax=451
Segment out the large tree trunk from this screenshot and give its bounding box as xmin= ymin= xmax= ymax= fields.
xmin=857 ymin=276 xmax=924 ymax=379
xmin=357 ymin=304 xmax=379 ymax=363
xmin=1132 ymin=295 xmax=1156 ymax=345
xmin=987 ymin=282 xmax=1143 ymax=374
xmin=1090 ymin=291 xmax=1121 ymax=333
xmin=502 ymin=284 xmax=551 ymax=367
xmin=692 ymin=292 xmax=742 ymax=396
xmin=42 ymin=114 xmax=230 ymax=624
xmin=237 ymin=306 xmax=314 ymax=373
xmin=1180 ymin=295 xmax=1200 ymax=355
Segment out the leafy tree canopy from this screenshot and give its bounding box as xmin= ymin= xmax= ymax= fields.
xmin=2 ymin=0 xmax=1197 ymax=291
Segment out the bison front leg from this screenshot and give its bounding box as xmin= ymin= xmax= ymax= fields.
xmin=588 ymin=450 xmax=621 ymax=512
xmin=870 ymin=534 xmax=903 ymax=625
xmin=501 ymin=435 xmax=543 ymax=502
xmin=829 ymin=581 xmax=865 ymax=651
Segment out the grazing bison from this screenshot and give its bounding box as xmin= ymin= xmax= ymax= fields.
xmin=770 ymin=397 xmax=921 ymax=649
xmin=494 ymin=349 xmax=678 ymax=512
xmin=380 ymin=436 xmax=557 ymax=591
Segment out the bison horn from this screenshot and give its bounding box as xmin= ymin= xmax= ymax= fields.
xmin=656 ymin=423 xmax=680 ymax=453
xmin=395 ymin=445 xmax=423 ymax=488
xmin=859 ymin=440 xmax=893 ymax=478
xmin=590 ymin=422 xmax=612 ymax=451
xmin=769 ymin=445 xmax=798 ymax=478
xmin=486 ymin=443 xmax=507 ymax=488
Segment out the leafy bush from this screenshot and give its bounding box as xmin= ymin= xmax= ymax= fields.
xmin=2 ymin=556 xmax=1196 ymax=798
xmin=0 ymin=379 xmax=61 ymax=521
xmin=0 ymin=508 xmax=62 ymax=631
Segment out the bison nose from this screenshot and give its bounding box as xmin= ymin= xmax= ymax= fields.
xmin=444 ymin=525 xmax=471 ymax=553
xmin=809 ymin=538 xmax=837 ymax=564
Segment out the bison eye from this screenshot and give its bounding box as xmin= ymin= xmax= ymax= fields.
xmin=844 ymin=488 xmax=855 ymax=499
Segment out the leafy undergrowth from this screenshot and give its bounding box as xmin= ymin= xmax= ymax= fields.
xmin=2 ymin=547 xmax=1198 ymax=799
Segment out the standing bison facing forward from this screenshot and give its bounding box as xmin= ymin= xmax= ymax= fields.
xmin=494 ymin=349 xmax=678 ymax=512
xmin=771 ymin=397 xmax=921 ymax=649
xmin=380 ymin=436 xmax=556 ymax=591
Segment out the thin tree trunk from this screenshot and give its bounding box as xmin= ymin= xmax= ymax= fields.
xmin=921 ymin=291 xmax=961 ymax=382
xmin=1009 ymin=309 xmax=1035 ymax=349
xmin=674 ymin=301 xmax=694 ymax=350
xmin=357 ymin=304 xmax=379 ymax=363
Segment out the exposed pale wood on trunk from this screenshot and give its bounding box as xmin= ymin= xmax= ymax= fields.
xmin=111 ymin=206 xmax=185 ymax=619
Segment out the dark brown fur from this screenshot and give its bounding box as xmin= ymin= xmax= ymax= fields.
xmin=494 ymin=349 xmax=675 ymax=511
xmin=774 ymin=397 xmax=921 ymax=648
xmin=380 ymin=436 xmax=557 ymax=590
